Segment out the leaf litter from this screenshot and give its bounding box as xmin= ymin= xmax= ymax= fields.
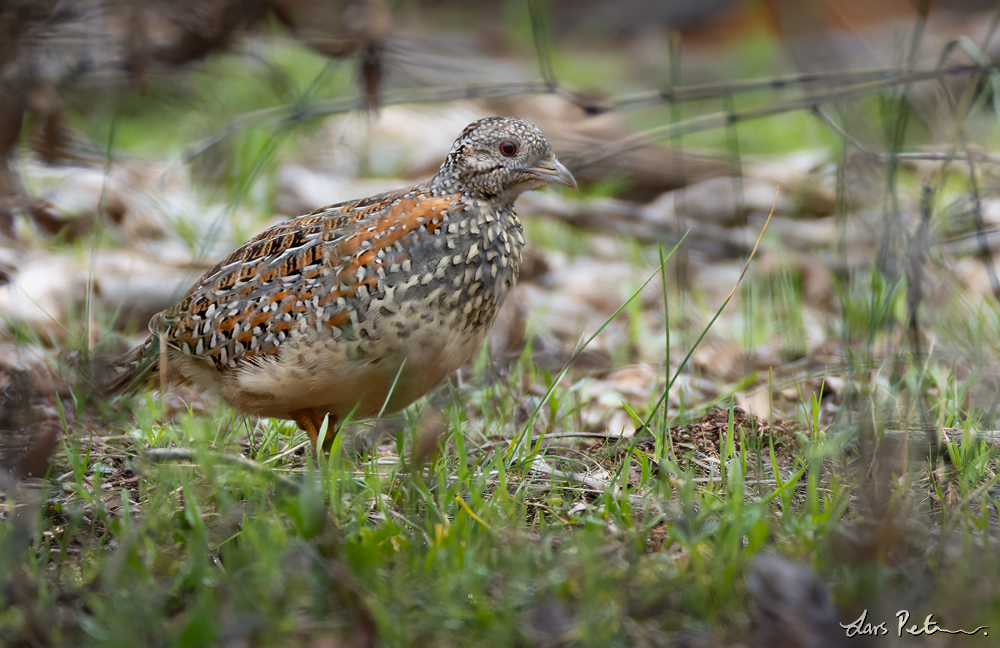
xmin=3 ymin=6 xmax=1000 ymax=644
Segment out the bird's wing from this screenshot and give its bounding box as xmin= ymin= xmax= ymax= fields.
xmin=152 ymin=184 xmax=463 ymax=368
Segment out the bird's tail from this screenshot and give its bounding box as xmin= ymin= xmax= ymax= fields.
xmin=90 ymin=336 xmax=161 ymax=398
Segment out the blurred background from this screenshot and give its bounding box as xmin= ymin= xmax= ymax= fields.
xmin=2 ymin=1 xmax=1000 ymax=645
xmin=3 ymin=0 xmax=999 ymax=422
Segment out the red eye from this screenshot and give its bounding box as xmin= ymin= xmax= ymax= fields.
xmin=500 ymin=140 xmax=518 ymax=157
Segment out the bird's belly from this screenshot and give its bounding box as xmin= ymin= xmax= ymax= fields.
xmin=215 ymin=314 xmax=487 ymax=422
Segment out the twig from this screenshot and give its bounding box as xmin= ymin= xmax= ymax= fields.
xmin=142 ymin=447 xmax=300 ymax=492
xmin=882 ymin=428 xmax=1000 ymax=449
xmin=529 ymin=456 xmax=617 ymax=495
xmin=260 ymin=440 xmax=310 ymax=465
xmin=577 ymin=68 xmax=982 ymax=169
xmin=184 ymin=64 xmax=981 ymax=162
xmin=613 ymin=64 xmax=978 ymax=108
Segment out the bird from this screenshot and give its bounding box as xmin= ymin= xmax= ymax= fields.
xmin=100 ymin=116 xmax=576 ymax=452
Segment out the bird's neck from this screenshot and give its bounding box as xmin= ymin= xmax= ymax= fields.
xmin=466 ymin=197 xmax=525 ymax=296
xmin=429 ymin=171 xmax=530 ymax=208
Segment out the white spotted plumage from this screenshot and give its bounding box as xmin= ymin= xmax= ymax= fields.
xmin=101 ymin=117 xmax=576 ymax=450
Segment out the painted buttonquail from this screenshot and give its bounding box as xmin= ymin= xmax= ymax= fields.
xmin=103 ymin=116 xmax=576 ymax=451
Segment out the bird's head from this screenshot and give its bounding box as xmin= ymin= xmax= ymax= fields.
xmin=432 ymin=116 xmax=576 ymax=201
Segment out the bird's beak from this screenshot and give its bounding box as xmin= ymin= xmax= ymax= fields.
xmin=531 ymin=157 xmax=577 ymax=189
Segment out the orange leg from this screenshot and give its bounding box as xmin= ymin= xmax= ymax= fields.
xmin=290 ymin=408 xmax=336 ymax=454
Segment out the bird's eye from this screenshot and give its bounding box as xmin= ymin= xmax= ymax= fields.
xmin=499 ymin=140 xmax=518 ymax=157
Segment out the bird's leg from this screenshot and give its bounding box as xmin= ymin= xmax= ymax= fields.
xmin=290 ymin=408 xmax=334 ymax=454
